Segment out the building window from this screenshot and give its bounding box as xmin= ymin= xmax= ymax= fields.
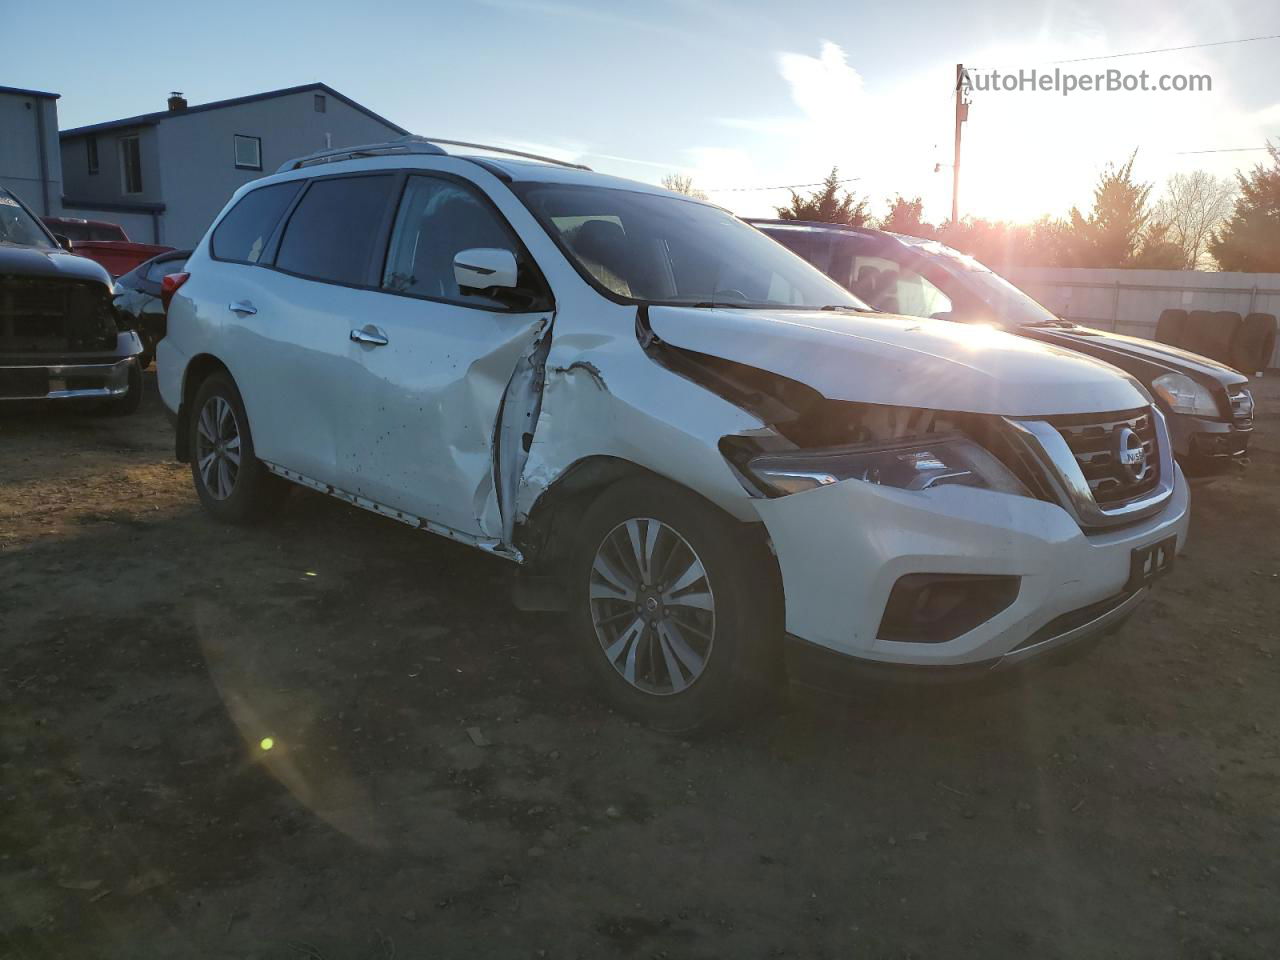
xmin=314 ymin=94 xmax=326 ymax=113
xmin=119 ymin=136 xmax=142 ymax=194
xmin=233 ymin=134 xmax=262 ymax=171
xmin=87 ymin=136 xmax=99 ymax=175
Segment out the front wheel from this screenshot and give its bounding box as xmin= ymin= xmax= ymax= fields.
xmin=189 ymin=371 xmax=287 ymax=523
xmin=568 ymin=478 xmax=781 ymax=732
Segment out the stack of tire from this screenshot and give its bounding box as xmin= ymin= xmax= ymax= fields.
xmin=1155 ymin=309 xmax=1278 ymax=373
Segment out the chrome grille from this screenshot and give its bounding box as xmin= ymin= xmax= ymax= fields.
xmin=1003 ymin=406 xmax=1174 ymax=531
xmin=1229 ymin=386 xmax=1254 ymax=429
xmin=1049 ymin=408 xmax=1161 ymax=507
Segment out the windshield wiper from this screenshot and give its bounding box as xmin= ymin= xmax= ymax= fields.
xmin=819 ymin=304 xmax=869 ymax=312
xmin=1022 ymin=319 xmax=1077 ymax=329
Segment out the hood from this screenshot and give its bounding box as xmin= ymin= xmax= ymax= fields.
xmin=0 ymin=244 xmax=112 ymax=286
xmin=646 ymin=306 xmax=1150 ymax=418
xmin=1020 ymin=325 xmax=1249 ymax=387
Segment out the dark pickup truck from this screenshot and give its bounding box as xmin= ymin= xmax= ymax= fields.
xmin=2 ymin=190 xmax=144 ymax=413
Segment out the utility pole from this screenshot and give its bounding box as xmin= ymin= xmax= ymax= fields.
xmin=952 ymin=63 xmax=969 ymax=223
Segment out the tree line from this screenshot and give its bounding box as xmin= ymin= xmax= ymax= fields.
xmin=664 ymin=144 xmax=1280 ymax=274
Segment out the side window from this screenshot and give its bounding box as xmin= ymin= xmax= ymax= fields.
xmin=275 ymin=175 xmax=396 ymax=285
xmin=210 ymin=181 xmax=304 ymax=264
xmin=829 ymin=239 xmax=952 ymax=318
xmin=381 ymin=176 xmax=547 ymax=310
xmin=767 ymin=229 xmax=832 ymax=274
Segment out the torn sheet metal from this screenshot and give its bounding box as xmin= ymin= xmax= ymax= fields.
xmin=492 ymin=324 xmax=553 ymax=553
xmin=513 ymin=311 xmax=768 ymax=527
xmin=341 ymin=305 xmax=549 ymax=542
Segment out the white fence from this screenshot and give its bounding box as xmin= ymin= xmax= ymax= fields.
xmin=1003 ymin=267 xmax=1280 ymax=370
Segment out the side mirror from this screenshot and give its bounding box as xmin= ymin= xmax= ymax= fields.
xmin=454 ymin=248 xmax=518 ymax=294
xmin=54 ymin=234 xmax=73 ymax=253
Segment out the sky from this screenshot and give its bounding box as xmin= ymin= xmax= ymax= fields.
xmin=7 ymin=0 xmax=1279 ymax=224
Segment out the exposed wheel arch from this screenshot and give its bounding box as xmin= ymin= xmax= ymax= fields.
xmin=514 ymin=456 xmax=781 ymax=617
xmin=175 ymin=354 xmax=232 ymax=463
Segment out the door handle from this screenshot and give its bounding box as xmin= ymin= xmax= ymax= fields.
xmin=228 ymin=300 xmax=257 ymax=316
xmin=350 ymin=325 xmax=389 ymax=347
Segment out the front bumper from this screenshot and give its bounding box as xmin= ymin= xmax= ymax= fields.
xmin=0 ymin=331 xmax=142 ymax=402
xmin=1168 ymin=412 xmax=1251 ymax=466
xmin=755 ymin=465 xmax=1190 ymax=673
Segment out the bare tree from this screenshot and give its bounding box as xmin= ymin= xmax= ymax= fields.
xmin=1153 ymin=171 xmax=1236 ymax=269
xmin=661 ymin=173 xmax=709 ymax=201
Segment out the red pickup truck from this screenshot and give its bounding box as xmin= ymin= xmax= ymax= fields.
xmin=41 ymin=216 xmax=173 ymax=278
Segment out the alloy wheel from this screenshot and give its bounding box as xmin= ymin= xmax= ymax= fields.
xmin=588 ymin=518 xmax=716 ymax=696
xmin=195 ymin=395 xmax=241 ymax=501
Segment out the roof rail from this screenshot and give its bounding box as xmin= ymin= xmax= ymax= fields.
xmin=277 ymin=136 xmax=446 ymax=172
xmin=277 ymin=135 xmax=591 ymax=174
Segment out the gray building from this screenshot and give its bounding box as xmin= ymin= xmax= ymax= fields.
xmin=58 ymin=84 xmax=408 ymax=246
xmin=0 ymin=85 xmax=64 ymax=216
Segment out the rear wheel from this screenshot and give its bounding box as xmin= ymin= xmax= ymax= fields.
xmin=189 ymin=371 xmax=287 ymax=523
xmin=568 ymin=478 xmax=781 ymax=732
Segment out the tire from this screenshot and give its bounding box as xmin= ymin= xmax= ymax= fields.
xmin=1183 ymin=310 xmax=1238 ymax=362
xmin=1154 ymin=309 xmax=1186 ymax=346
xmin=99 ymin=361 xmax=143 ymax=417
xmin=567 ymin=477 xmax=782 ymax=732
xmin=1231 ymin=313 xmax=1277 ymax=373
xmin=188 ymin=370 xmax=287 ymax=524
xmin=1204 ymin=311 xmax=1242 ymax=363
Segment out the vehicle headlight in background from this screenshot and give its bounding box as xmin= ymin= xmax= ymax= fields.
xmin=1151 ymin=373 xmax=1218 ymax=417
xmin=743 ymin=434 xmax=1031 ymax=498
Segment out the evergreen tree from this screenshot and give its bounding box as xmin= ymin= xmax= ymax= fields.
xmin=879 ymin=195 xmax=932 ymax=236
xmin=775 ymin=167 xmax=869 ymax=225
xmin=1208 ymin=142 xmax=1280 ymax=272
xmin=1065 ymin=152 xmax=1154 ymax=267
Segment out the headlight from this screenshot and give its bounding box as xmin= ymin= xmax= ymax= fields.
xmin=743 ymin=433 xmax=1031 ymax=498
xmin=1152 ymin=373 xmax=1218 ymax=417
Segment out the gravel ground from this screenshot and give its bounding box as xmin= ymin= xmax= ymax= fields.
xmin=2 ymin=373 xmax=1278 ymax=960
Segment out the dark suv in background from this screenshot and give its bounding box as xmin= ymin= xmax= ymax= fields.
xmin=0 ymin=188 xmax=144 ymax=413
xmin=752 ymin=220 xmax=1255 ymax=472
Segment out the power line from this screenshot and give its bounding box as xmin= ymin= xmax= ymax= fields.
xmin=1052 ymin=32 xmax=1280 ymax=64
xmin=1175 ymin=146 xmax=1273 ymax=155
xmin=705 ymin=176 xmax=861 ymax=193
xmin=965 ymin=32 xmax=1280 ymax=72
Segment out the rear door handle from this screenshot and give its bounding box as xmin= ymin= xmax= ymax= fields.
xmin=350 ymin=325 xmax=389 ymax=347
xmin=228 ymin=300 xmax=257 ymax=316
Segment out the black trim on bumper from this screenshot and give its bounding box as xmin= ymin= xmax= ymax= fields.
xmin=784 ymin=589 xmax=1145 ymax=693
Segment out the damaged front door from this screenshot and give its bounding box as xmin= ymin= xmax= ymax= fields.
xmin=336 ymin=174 xmax=554 ymax=544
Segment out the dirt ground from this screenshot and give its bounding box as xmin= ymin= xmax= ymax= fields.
xmin=2 ymin=374 xmax=1278 ymax=960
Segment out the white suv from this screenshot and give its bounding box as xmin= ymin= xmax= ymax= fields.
xmin=159 ymin=137 xmax=1189 ymax=730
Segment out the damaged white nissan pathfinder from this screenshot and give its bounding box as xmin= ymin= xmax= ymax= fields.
xmin=158 ymin=137 xmax=1189 ymax=730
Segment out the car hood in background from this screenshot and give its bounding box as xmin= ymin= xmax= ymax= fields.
xmin=1019 ymin=325 xmax=1249 ymax=387
xmin=646 ymin=306 xmax=1150 ymax=418
xmin=0 ymin=244 xmax=112 ymax=286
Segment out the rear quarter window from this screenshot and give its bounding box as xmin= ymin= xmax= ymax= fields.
xmin=210 ymin=181 xmax=304 ymax=264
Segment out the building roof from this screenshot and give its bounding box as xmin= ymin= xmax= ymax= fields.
xmin=59 ymin=82 xmax=407 ymax=139
xmin=0 ymin=84 xmax=60 ymax=99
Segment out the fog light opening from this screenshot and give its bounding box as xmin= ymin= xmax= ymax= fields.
xmin=878 ymin=574 xmax=1021 ymax=644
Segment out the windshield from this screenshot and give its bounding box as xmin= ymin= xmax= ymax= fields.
xmin=516 ymin=184 xmax=867 ymax=309
xmin=904 ymin=238 xmax=1064 ymax=327
xmin=0 ymin=190 xmax=55 ymax=249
